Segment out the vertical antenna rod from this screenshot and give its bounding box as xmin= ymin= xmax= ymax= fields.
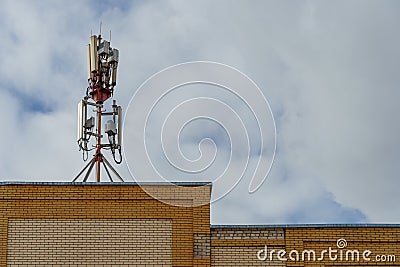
xmin=95 ymin=34 xmax=102 ymax=183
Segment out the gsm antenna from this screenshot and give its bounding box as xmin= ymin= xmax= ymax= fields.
xmin=73 ymin=32 xmax=123 ymax=182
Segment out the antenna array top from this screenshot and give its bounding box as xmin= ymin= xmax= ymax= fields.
xmin=87 ymin=34 xmax=119 ymax=103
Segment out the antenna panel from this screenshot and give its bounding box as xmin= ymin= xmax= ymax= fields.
xmin=89 ymin=35 xmax=98 ymax=72
xmin=117 ymin=106 xmax=122 ymax=146
xmin=98 ymin=41 xmax=110 ymax=55
xmin=85 ymin=117 xmax=95 ymax=129
xmin=87 ymin=44 xmax=92 ymax=79
xmin=108 ymin=48 xmax=119 ymax=63
xmin=77 ymin=100 xmax=86 ymax=142
xmin=111 ymin=64 xmax=118 ymax=85
xmin=105 ymin=120 xmax=117 ymax=135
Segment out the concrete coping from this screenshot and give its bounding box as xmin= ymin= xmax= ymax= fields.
xmin=211 ymin=223 xmax=400 ymax=228
xmin=0 ymin=181 xmax=212 ymax=186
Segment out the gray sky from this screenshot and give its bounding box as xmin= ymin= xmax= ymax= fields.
xmin=0 ymin=0 xmax=399 ymax=224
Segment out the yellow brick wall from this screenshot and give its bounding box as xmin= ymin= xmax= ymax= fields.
xmin=7 ymin=219 xmax=172 ymax=266
xmin=286 ymin=227 xmax=400 ymax=266
xmin=1 ymin=183 xmax=400 ymax=267
xmin=0 ymin=183 xmax=211 ymax=267
xmin=210 ymin=227 xmax=285 ymax=267
xmin=210 ymin=226 xmax=400 ymax=267
xmin=212 ymin=246 xmax=286 ymax=267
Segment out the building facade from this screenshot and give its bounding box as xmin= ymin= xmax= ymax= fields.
xmin=0 ymin=182 xmax=399 ymax=266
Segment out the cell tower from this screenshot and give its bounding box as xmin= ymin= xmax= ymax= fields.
xmin=73 ymin=32 xmax=123 ymax=182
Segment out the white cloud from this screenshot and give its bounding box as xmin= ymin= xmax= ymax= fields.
xmin=0 ymin=0 xmax=399 ymax=223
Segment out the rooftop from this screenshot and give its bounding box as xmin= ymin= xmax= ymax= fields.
xmin=2 ymin=182 xmax=399 ymax=228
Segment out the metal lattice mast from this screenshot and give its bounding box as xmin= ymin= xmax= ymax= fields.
xmin=74 ymin=32 xmax=123 ymax=182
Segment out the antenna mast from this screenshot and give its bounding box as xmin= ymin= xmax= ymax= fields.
xmin=73 ymin=32 xmax=123 ymax=182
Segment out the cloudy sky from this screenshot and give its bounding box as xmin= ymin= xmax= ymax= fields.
xmin=0 ymin=0 xmax=399 ymax=225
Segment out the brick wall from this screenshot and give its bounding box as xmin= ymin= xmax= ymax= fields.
xmin=210 ymin=227 xmax=285 ymax=266
xmin=7 ymin=219 xmax=172 ymax=266
xmin=0 ymin=182 xmax=211 ymax=267
xmin=1 ymin=183 xmax=400 ymax=267
xmin=210 ymin=226 xmax=400 ymax=267
xmin=286 ymin=226 xmax=400 ymax=266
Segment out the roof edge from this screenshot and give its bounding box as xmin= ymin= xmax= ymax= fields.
xmin=211 ymin=223 xmax=400 ymax=228
xmin=0 ymin=181 xmax=212 ymax=186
